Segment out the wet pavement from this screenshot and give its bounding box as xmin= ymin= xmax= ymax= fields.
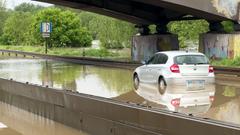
xmin=0 ymin=56 xmax=239 ymax=130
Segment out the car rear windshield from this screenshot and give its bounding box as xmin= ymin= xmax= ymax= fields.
xmin=174 ymin=55 xmax=209 ymax=65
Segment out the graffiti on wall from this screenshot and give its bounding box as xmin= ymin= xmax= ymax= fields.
xmin=212 ymin=0 xmax=240 ymax=18
xmin=204 ymin=35 xmax=228 ymax=59
xmin=202 ymin=34 xmax=240 ymax=59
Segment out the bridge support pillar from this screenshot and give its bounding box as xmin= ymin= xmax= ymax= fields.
xmin=132 ymin=24 xmax=179 ymax=62
xmin=199 ymin=22 xmax=240 ymax=60
xmin=132 ymin=34 xmax=179 ymax=62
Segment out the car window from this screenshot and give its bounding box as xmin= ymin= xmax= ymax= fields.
xmin=147 ymin=54 xmax=168 ymax=64
xmin=154 ymin=54 xmax=168 ymax=64
xmin=146 ymin=55 xmax=156 ymax=64
xmin=174 ymin=55 xmax=209 ymax=65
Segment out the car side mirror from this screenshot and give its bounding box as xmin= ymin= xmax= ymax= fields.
xmin=141 ymin=60 xmax=147 ymax=65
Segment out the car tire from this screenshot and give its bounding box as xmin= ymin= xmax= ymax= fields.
xmin=158 ymin=77 xmax=167 ymax=95
xmin=133 ymin=74 xmax=140 ymax=90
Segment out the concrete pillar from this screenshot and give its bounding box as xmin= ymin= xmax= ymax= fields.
xmin=132 ymin=24 xmax=179 ymax=62
xmin=132 ymin=34 xmax=179 ymax=62
xmin=199 ymin=22 xmax=240 ymax=59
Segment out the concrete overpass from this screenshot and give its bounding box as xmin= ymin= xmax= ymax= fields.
xmin=35 ymin=0 xmax=240 ymax=25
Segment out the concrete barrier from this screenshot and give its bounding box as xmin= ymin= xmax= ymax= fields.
xmin=0 ymin=78 xmax=239 ymax=135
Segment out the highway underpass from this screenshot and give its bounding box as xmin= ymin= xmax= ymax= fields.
xmin=2 ymin=0 xmax=240 ymax=134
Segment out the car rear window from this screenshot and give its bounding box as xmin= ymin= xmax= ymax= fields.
xmin=174 ymin=55 xmax=209 ymax=65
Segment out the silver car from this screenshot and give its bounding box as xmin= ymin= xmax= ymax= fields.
xmin=133 ymin=51 xmax=215 ymax=94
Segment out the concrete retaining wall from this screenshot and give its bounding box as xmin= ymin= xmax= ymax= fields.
xmin=0 ymin=78 xmax=239 ymax=135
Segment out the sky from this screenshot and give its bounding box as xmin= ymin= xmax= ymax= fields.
xmin=5 ymin=0 xmax=52 ymax=9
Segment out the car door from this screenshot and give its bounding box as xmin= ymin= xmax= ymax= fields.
xmin=140 ymin=55 xmax=156 ymax=83
xmin=148 ymin=53 xmax=168 ymax=84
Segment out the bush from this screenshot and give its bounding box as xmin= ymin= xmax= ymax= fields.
xmin=211 ymin=56 xmax=240 ymax=67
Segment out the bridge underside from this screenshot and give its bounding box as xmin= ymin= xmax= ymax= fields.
xmin=36 ymin=0 xmax=239 ymax=25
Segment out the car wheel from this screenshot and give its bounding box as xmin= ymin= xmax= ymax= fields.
xmin=133 ymin=74 xmax=140 ymax=90
xmin=158 ymin=78 xmax=167 ymax=95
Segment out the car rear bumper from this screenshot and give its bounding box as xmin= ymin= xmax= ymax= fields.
xmin=165 ymin=76 xmax=215 ymax=85
xmin=164 ymin=77 xmax=215 ymax=93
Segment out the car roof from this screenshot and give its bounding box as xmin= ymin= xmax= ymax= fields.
xmin=156 ymin=51 xmax=205 ymax=57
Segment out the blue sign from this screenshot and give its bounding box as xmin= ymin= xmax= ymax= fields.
xmin=40 ymin=22 xmax=52 ymax=33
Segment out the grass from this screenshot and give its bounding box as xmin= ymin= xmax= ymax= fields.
xmin=2 ymin=45 xmax=240 ymax=66
xmin=0 ymin=45 xmax=131 ymax=61
xmin=211 ymin=57 xmax=240 ymax=67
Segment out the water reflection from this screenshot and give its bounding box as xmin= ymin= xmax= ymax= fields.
xmin=202 ymin=85 xmax=240 ymax=125
xmin=0 ymin=102 xmax=88 ymax=135
xmin=134 ymin=83 xmax=215 ymax=115
xmin=0 ymin=57 xmax=133 ymax=98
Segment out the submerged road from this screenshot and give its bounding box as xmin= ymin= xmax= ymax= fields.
xmin=0 ymin=55 xmax=239 ymax=134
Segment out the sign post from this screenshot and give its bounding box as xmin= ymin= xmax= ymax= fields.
xmin=41 ymin=22 xmax=52 ymax=54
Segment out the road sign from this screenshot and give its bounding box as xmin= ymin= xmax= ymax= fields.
xmin=42 ymin=32 xmax=50 ymax=38
xmin=41 ymin=22 xmax=52 ymax=33
xmin=40 ymin=22 xmax=52 ymax=54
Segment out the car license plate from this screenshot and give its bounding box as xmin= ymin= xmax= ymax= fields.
xmin=186 ymin=80 xmax=205 ymax=90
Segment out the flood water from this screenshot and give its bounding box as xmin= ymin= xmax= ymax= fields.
xmin=0 ymin=55 xmax=239 ymax=130
xmin=0 ymin=56 xmax=133 ymax=98
xmin=0 ymin=102 xmax=89 ymax=135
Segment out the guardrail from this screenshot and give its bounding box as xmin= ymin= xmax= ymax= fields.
xmin=0 ymin=49 xmax=240 ymax=75
xmin=0 ymin=49 xmax=140 ymax=70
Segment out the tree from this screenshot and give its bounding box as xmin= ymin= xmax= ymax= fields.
xmin=168 ymin=20 xmax=209 ymax=48
xmin=79 ymin=12 xmax=137 ymax=49
xmin=31 ymin=7 xmax=92 ymax=47
xmin=1 ymin=12 xmax=33 ymax=45
xmin=0 ymin=0 xmax=5 ymax=10
xmin=14 ymin=3 xmax=44 ymax=13
xmin=0 ymin=0 xmax=8 ymax=39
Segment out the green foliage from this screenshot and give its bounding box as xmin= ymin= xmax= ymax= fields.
xmin=0 ymin=0 xmax=8 ymax=37
xmin=168 ymin=20 xmax=209 ymax=48
xmin=79 ymin=12 xmax=136 ymax=49
xmin=211 ymin=56 xmax=240 ymax=67
xmin=2 ymin=12 xmax=33 ymax=45
xmin=222 ymin=21 xmax=234 ymax=33
xmin=31 ymin=8 xmax=92 ymax=47
xmin=14 ymin=3 xmax=43 ymax=12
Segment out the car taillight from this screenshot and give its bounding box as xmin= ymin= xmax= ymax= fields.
xmin=171 ymin=98 xmax=181 ymax=107
xmin=209 ymin=66 xmax=214 ymax=73
xmin=209 ymin=96 xmax=214 ymax=102
xmin=170 ymin=64 xmax=180 ymax=73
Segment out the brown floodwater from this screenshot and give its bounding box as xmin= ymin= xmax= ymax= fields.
xmin=0 ymin=102 xmax=88 ymax=135
xmin=0 ymin=56 xmax=239 ymax=127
